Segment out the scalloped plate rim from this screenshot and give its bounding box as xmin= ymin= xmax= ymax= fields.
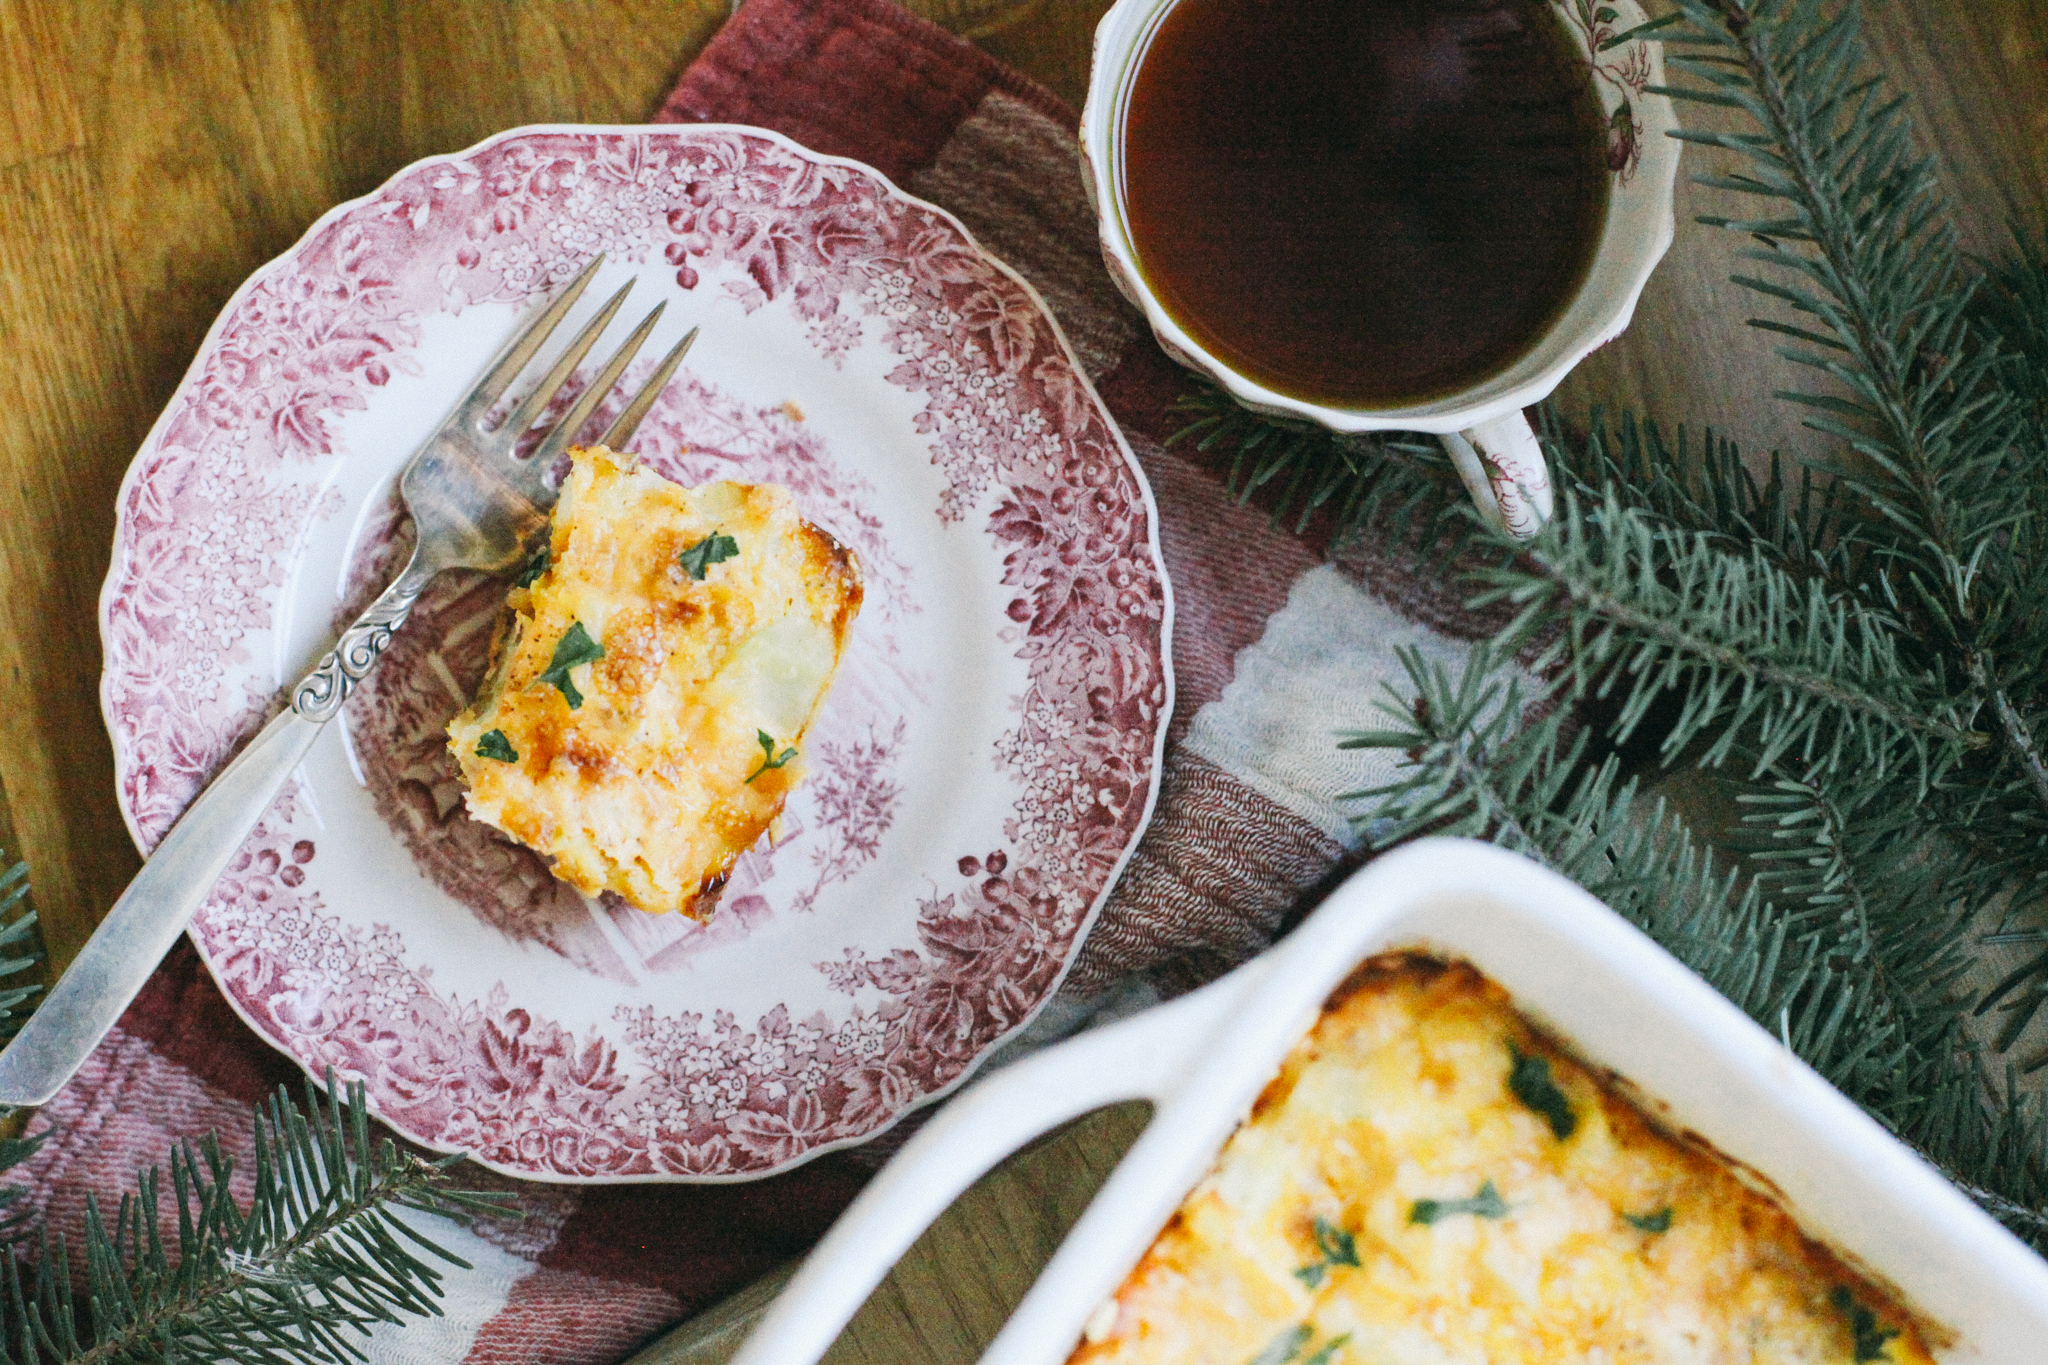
xmin=94 ymin=121 xmax=1177 ymax=1184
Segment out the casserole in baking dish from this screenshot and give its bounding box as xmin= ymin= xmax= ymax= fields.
xmin=1067 ymin=954 xmax=1933 ymax=1363
xmin=729 ymin=839 xmax=2048 ymax=1363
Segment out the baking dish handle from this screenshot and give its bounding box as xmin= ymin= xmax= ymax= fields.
xmin=726 ymin=964 xmax=1261 ymax=1365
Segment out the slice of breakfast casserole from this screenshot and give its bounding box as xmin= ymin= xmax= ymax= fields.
xmin=447 ymin=445 xmax=862 ymax=918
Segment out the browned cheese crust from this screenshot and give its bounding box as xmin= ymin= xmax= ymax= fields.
xmin=447 ymin=445 xmax=861 ymax=917
xmin=1070 ymin=955 xmax=1937 ymax=1365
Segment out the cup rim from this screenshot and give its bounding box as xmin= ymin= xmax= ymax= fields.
xmin=1080 ymin=0 xmax=1683 ymax=436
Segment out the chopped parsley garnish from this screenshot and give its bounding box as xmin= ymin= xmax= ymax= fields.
xmin=474 ymin=729 xmax=518 ymax=763
xmin=1300 ymin=1336 xmax=1351 ymax=1365
xmin=1247 ymin=1326 xmax=1312 ymax=1365
xmin=747 ymin=729 xmax=798 ymax=783
xmin=514 ymin=546 xmax=549 ymax=587
xmin=1244 ymin=1327 xmax=1350 ymax=1365
xmin=1292 ymin=1217 xmax=1360 ymax=1288
xmin=1831 ymin=1287 xmax=1899 ymax=1362
xmin=1409 ymin=1179 xmax=1509 ymax=1226
xmin=679 ymin=530 xmax=739 ymax=580
xmin=1508 ymin=1043 xmax=1577 ymax=1140
xmin=537 ymin=620 xmax=604 ymax=710
xmin=1623 ymin=1206 xmax=1673 ymax=1234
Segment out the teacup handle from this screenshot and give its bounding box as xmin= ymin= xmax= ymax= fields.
xmin=1440 ymin=410 xmax=1552 ymax=539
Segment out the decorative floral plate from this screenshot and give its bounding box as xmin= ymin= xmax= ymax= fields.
xmin=98 ymin=125 xmax=1172 ymax=1183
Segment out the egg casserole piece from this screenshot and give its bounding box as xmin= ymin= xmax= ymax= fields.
xmin=447 ymin=445 xmax=861 ymax=918
xmin=1070 ymin=956 xmax=1937 ymax=1365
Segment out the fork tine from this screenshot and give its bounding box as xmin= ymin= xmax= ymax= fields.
xmin=528 ymin=302 xmax=667 ymax=471
xmin=458 ymin=254 xmax=606 ymax=420
xmin=597 ymin=326 xmax=698 ymax=451
xmin=498 ymin=280 xmax=636 ymax=441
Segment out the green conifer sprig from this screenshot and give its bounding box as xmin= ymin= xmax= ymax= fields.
xmin=1164 ymin=390 xmax=1460 ymax=542
xmin=1660 ymin=0 xmax=2048 ymax=846
xmin=1337 ymin=646 xmax=1889 ymax=1072
xmin=1474 ymin=485 xmax=1973 ymax=785
xmin=0 ymin=1074 xmax=510 ymax=1365
xmin=1340 ymin=648 xmax=2048 ymax=1243
xmin=1182 ymin=0 xmax=2048 ymax=1246
xmin=1657 ymin=0 xmax=2048 ymax=1025
xmin=0 ymin=858 xmax=41 ymax=1050
xmin=1662 ymin=0 xmax=2027 ymax=588
xmin=1537 ymin=408 xmax=1863 ymax=588
xmin=0 ymin=853 xmax=41 ymax=1248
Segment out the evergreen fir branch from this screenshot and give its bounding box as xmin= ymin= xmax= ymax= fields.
xmin=1978 ymin=231 xmax=2048 ymax=460
xmin=1165 ymin=382 xmax=1463 ymax=541
xmin=1973 ymin=658 xmax=2048 ymax=815
xmin=1471 ymin=487 xmax=1977 ymax=784
xmin=0 ymin=856 xmax=42 ymax=1046
xmin=0 ymin=1075 xmax=511 ymax=1365
xmin=1336 ymin=643 xmax=1561 ymax=859
xmin=1935 ymin=1162 xmax=2048 ymax=1241
xmin=1658 ymin=0 xmax=2048 ymax=821
xmin=1909 ymin=1064 xmax=2048 ymax=1246
xmin=1537 ymin=406 xmax=1867 ymax=589
xmin=1963 ymin=234 xmax=2048 ymax=837
xmin=0 ymin=851 xmax=46 ymax=1247
xmin=1735 ymin=766 xmax=1987 ymax=1126
xmin=1185 ymin=0 xmax=2048 ymax=1250
xmin=1339 ymin=647 xmax=1877 ymax=1071
xmin=1341 ymin=647 xmax=2048 ymax=1245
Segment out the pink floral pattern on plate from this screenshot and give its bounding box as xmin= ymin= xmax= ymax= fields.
xmin=98 ymin=126 xmax=1171 ymax=1182
xmin=338 ymin=374 xmax=922 ymax=982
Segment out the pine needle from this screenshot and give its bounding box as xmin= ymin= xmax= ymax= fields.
xmin=0 ymin=1073 xmax=511 ymax=1365
xmin=1173 ymin=0 xmax=2048 ymax=1252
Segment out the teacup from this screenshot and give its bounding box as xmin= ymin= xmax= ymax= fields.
xmin=1080 ymin=0 xmax=1681 ymax=537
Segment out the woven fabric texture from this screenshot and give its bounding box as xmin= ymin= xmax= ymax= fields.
xmin=15 ymin=1 xmax=1518 ymax=1358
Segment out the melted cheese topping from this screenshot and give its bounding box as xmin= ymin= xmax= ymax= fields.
xmin=447 ymin=446 xmax=861 ymax=917
xmin=1071 ymin=958 xmax=1935 ymax=1365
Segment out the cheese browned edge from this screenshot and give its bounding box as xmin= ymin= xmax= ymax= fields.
xmin=1070 ymin=954 xmax=1940 ymax=1365
xmin=447 ymin=446 xmax=862 ymax=918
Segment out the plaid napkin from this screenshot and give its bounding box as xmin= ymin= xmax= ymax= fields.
xmin=14 ymin=0 xmax=1520 ymax=1360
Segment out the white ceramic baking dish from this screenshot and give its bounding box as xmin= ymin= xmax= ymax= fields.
xmin=729 ymin=839 xmax=2048 ymax=1364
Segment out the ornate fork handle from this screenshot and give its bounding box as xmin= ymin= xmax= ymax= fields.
xmin=292 ymin=552 xmax=435 ymax=723
xmin=0 ymin=255 xmax=693 ymax=1108
xmin=0 ymin=550 xmax=441 ymax=1105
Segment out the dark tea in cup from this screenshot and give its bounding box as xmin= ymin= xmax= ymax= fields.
xmin=1119 ymin=0 xmax=1611 ymax=408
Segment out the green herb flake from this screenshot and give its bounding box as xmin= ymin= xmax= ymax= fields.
xmin=679 ymin=530 xmax=739 ymax=580
xmin=1508 ymin=1044 xmax=1577 ymax=1140
xmin=747 ymin=729 xmax=799 ymax=783
xmin=537 ymin=620 xmax=605 ymax=710
xmin=514 ymin=546 xmax=549 ymax=588
xmin=1623 ymin=1206 xmax=1673 ymax=1233
xmin=474 ymin=729 xmax=518 ymax=763
xmin=1409 ymin=1179 xmax=1509 ymax=1226
xmin=1292 ymin=1217 xmax=1361 ymax=1288
xmin=1830 ymin=1287 xmax=1899 ymax=1362
xmin=1300 ymin=1335 xmax=1351 ymax=1365
xmin=1247 ymin=1324 xmax=1313 ymax=1365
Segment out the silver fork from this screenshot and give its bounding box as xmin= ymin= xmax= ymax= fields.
xmin=0 ymin=255 xmax=697 ymax=1106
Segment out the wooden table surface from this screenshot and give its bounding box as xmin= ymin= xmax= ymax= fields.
xmin=1 ymin=1 xmax=2043 ymax=1362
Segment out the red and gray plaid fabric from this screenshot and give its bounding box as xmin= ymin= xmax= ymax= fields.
xmin=16 ymin=0 xmax=1521 ymax=1358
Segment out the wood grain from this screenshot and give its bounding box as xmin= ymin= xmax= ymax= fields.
xmin=0 ymin=0 xmax=721 ymax=976
xmin=0 ymin=1 xmax=2039 ymax=1363
xmin=1554 ymin=0 xmax=2048 ymax=468
xmin=822 ymin=1104 xmax=1151 ymax=1365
